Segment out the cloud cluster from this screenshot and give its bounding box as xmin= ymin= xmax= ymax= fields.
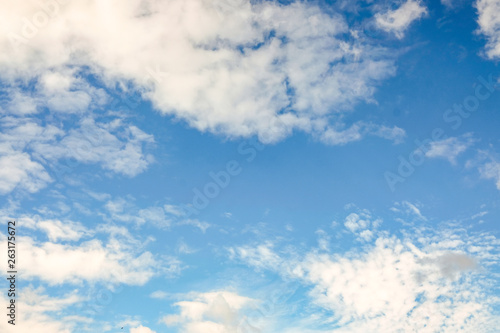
xmin=343 ymin=211 xmax=382 ymax=241
xmin=229 ymin=213 xmax=500 ymax=332
xmin=0 ymin=0 xmax=404 ymax=145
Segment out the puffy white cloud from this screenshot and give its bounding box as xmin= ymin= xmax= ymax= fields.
xmin=0 ymin=0 xmax=403 ymax=145
xmin=161 ymin=291 xmax=256 ymax=333
xmin=476 ymin=0 xmax=500 ymax=58
xmin=425 ymin=134 xmax=475 ymax=165
xmin=375 ymin=0 xmax=427 ymax=38
xmin=130 ymin=325 xmax=156 ymax=333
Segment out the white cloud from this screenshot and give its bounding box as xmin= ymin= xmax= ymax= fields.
xmin=319 ymin=122 xmax=405 ymax=145
xmin=476 ymin=0 xmax=500 ymax=58
xmin=479 ymin=160 xmax=500 ymax=189
xmin=32 ymin=117 xmax=155 ymax=177
xmin=38 ymin=220 xmax=88 ymax=242
xmin=0 ymin=286 xmax=83 ymax=333
xmin=343 ymin=211 xmax=382 ymax=241
xmin=344 ymin=212 xmax=370 ymax=232
xmin=425 ymin=134 xmax=475 ymax=165
xmin=230 ymin=224 xmax=500 ymax=332
xmin=19 ymin=215 xmax=91 ymax=242
xmin=0 ymin=0 xmax=403 ymax=145
xmin=375 ymin=0 xmax=427 ymax=38
xmin=0 ymin=114 xmax=154 ymax=195
xmin=1 ymin=68 xmax=108 ymax=116
xmin=103 ymin=198 xmax=211 ymax=231
xmin=391 ymin=201 xmax=426 ymax=221
xmin=130 ymin=325 xmax=156 ymax=333
xmin=229 ymin=241 xmax=282 ymax=271
xmin=150 ymin=290 xmax=169 ymax=300
xmin=0 ymin=227 xmax=179 ymax=285
xmin=0 ymin=151 xmax=52 ymax=194
xmin=161 ymin=291 xmax=256 ymax=333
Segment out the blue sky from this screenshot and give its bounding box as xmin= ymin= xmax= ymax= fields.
xmin=1 ymin=0 xmax=500 ymax=332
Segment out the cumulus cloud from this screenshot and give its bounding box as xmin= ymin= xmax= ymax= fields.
xmin=476 ymin=0 xmax=500 ymax=58
xmin=375 ymin=0 xmax=427 ymax=38
xmin=130 ymin=325 xmax=156 ymax=333
xmin=161 ymin=291 xmax=256 ymax=333
xmin=0 ymin=0 xmax=403 ymax=145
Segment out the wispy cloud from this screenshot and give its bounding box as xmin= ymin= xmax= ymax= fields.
xmin=375 ymin=0 xmax=427 ymax=38
xmin=425 ymin=134 xmax=476 ymax=165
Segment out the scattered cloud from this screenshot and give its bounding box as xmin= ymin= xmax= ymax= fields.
xmin=229 ymin=214 xmax=500 ymax=332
